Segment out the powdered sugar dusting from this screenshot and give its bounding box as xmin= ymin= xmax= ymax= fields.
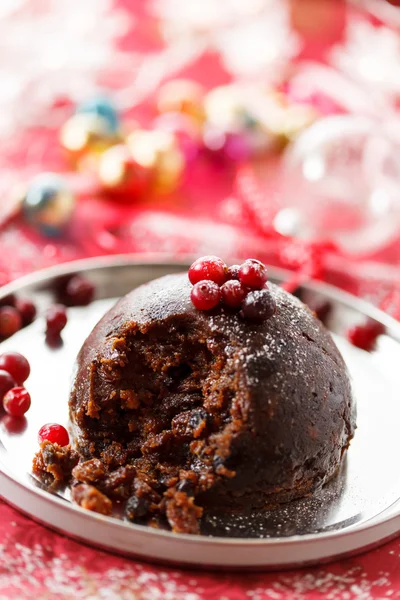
xmin=206 ymin=281 xmax=339 ymax=389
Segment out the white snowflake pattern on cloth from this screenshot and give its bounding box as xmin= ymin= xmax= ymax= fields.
xmin=0 ymin=0 xmax=132 ymax=137
xmin=331 ymin=21 xmax=400 ymax=96
xmin=151 ymin=0 xmax=298 ymax=81
xmin=0 ymin=536 xmax=400 ymax=599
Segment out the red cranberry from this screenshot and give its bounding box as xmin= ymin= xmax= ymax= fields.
xmin=64 ymin=275 xmax=95 ymax=306
xmin=15 ymin=298 xmax=37 ymax=326
xmin=0 ymin=307 xmax=22 ymax=338
xmin=191 ymin=280 xmax=221 ymax=311
xmin=239 ymin=259 xmax=268 ymax=289
xmin=240 ymin=288 xmax=276 ymax=323
xmin=0 ymin=352 xmax=30 ymax=385
xmin=188 ymin=256 xmax=227 ymax=286
xmin=45 ymin=333 xmax=64 ymax=349
xmin=227 ymin=265 xmax=240 ymax=280
xmin=46 ymin=304 xmax=67 ymax=336
xmin=2 ymin=415 xmax=27 ymax=434
xmin=0 ymin=294 xmax=16 ymax=307
xmin=3 ymin=387 xmax=31 ymax=417
xmin=220 ymin=280 xmax=247 ymax=308
xmin=38 ymin=423 xmax=69 ymax=446
xmin=347 ymin=320 xmax=385 ymax=352
xmin=0 ymin=370 xmax=16 ymax=401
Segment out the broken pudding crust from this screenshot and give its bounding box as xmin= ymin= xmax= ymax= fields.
xmin=35 ymin=274 xmax=355 ymax=534
xmin=70 ymin=319 xmax=247 ymax=534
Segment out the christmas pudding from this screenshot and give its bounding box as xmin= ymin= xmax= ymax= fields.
xmin=65 ymin=257 xmax=355 ymax=533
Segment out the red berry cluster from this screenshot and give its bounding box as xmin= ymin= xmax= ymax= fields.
xmin=0 ymin=350 xmax=69 ymax=444
xmin=188 ymin=256 xmax=276 ymax=323
xmin=0 ymin=295 xmax=37 ymax=340
xmin=0 ymin=352 xmax=31 ymax=417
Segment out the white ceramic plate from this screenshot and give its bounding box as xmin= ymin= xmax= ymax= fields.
xmin=0 ymin=256 xmax=399 ymax=569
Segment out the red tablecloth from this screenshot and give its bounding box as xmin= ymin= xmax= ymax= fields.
xmin=0 ymin=1 xmax=399 ymax=597
xmin=1 ymin=498 xmax=400 ymax=599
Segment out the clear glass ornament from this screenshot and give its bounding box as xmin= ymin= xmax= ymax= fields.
xmin=276 ymin=115 xmax=400 ymax=255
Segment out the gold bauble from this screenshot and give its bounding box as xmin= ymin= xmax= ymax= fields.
xmin=204 ymin=84 xmax=248 ymax=131
xmin=98 ymin=144 xmax=150 ymax=199
xmin=256 ymin=91 xmax=318 ymax=148
xmin=205 ymin=84 xmax=279 ymax=155
xmin=277 ymin=104 xmax=317 ymax=144
xmin=59 ymin=113 xmax=121 ymax=169
xmin=127 ymin=130 xmax=184 ymax=194
xmin=157 ymin=79 xmax=205 ymax=123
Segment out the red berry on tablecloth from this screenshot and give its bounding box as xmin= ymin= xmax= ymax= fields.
xmin=64 ymin=275 xmax=95 ymax=306
xmin=240 ymin=288 xmax=276 ymax=323
xmin=0 ymin=370 xmax=16 ymax=401
xmin=46 ymin=304 xmax=67 ymax=336
xmin=227 ymin=265 xmax=240 ymax=280
xmin=188 ymin=256 xmax=227 ymax=286
xmin=239 ymin=259 xmax=268 ymax=290
xmin=38 ymin=423 xmax=69 ymax=446
xmin=191 ymin=281 xmax=221 ymax=311
xmin=3 ymin=387 xmax=31 ymax=417
xmin=0 ymin=307 xmax=22 ymax=338
xmin=15 ymin=298 xmax=37 ymax=326
xmin=347 ymin=320 xmax=385 ymax=352
xmin=220 ymin=280 xmax=247 ymax=308
xmin=0 ymin=352 xmax=30 ymax=385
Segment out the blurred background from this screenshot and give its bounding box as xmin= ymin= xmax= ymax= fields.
xmin=0 ymin=0 xmax=399 ymax=312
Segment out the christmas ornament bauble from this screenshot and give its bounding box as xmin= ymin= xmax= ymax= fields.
xmin=157 ymin=79 xmax=205 ymax=123
xmin=202 ymin=124 xmax=251 ymax=162
xmin=253 ymin=90 xmax=317 ymax=150
xmin=22 ymin=173 xmax=75 ymax=237
xmin=153 ymin=112 xmax=201 ymax=163
xmin=59 ymin=113 xmax=120 ymax=169
xmin=278 ymin=115 xmax=400 ymax=254
xmin=204 ymin=84 xmax=251 ymax=132
xmin=127 ymin=129 xmax=184 ymax=193
xmin=204 ymin=84 xmax=280 ymax=156
xmin=98 ymin=144 xmax=151 ymax=200
xmin=75 ymin=96 xmax=119 ymax=133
